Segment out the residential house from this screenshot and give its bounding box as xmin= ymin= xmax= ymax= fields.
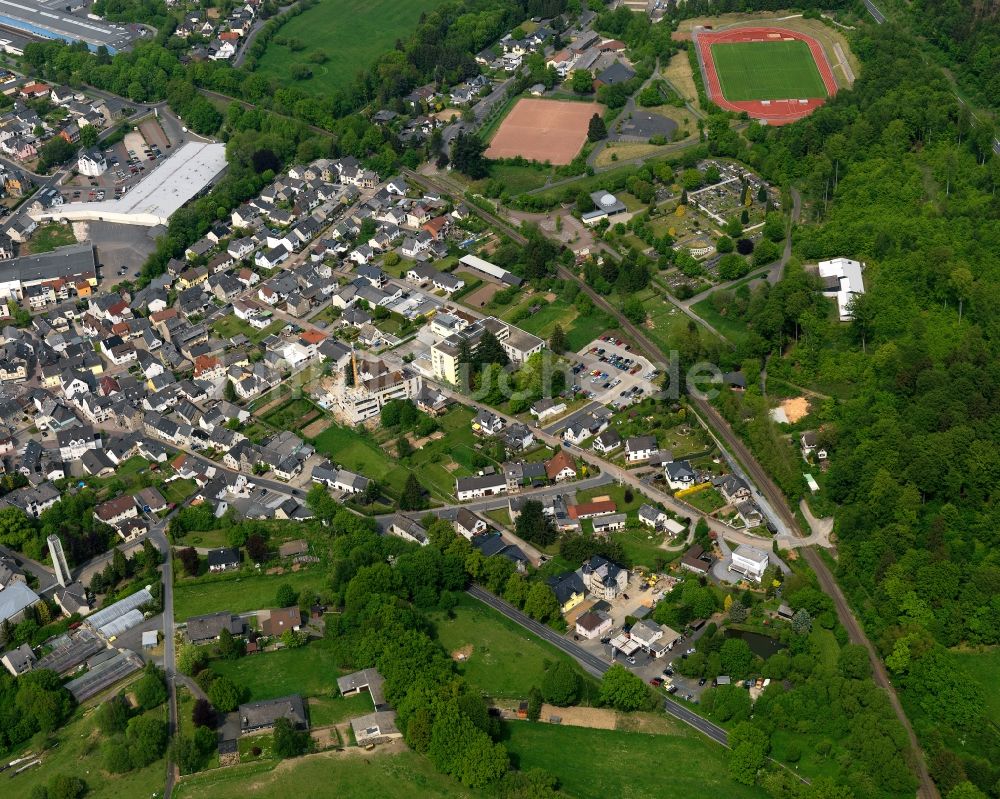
xmin=545 ymin=450 xmax=577 ymax=482
xmin=664 ymin=460 xmax=696 ymax=491
xmin=575 ymin=609 xmax=612 ymax=640
xmin=730 ymin=544 xmax=769 ymax=582
xmin=455 ymin=471 xmax=507 ymax=501
xmin=387 ymin=514 xmax=428 ymax=546
xmin=580 ymin=555 xmax=628 ymax=600
xmin=207 ymin=547 xmax=240 ymax=572
xmin=624 ymin=435 xmax=658 ymax=463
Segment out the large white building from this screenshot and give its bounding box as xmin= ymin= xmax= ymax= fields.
xmin=730 ymin=543 xmax=770 ymax=582
xmin=77 ymin=148 xmax=106 ymax=177
xmin=431 ymin=316 xmax=544 ymax=384
xmin=817 ymin=257 xmax=865 ymax=322
xmin=336 ymin=356 xmax=422 ymax=423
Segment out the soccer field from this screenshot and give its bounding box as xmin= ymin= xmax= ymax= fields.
xmin=711 ymin=40 xmax=828 ymax=101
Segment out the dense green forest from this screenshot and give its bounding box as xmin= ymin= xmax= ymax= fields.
xmin=905 ymin=0 xmax=1000 ymax=113
xmin=679 ymin=18 xmax=1000 ymax=798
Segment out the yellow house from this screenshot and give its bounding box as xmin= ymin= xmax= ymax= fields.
xmin=548 ymin=573 xmax=586 ymax=615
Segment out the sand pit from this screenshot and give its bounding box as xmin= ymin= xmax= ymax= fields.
xmin=486 ymin=98 xmax=604 ymax=165
xmin=779 ymin=396 xmax=810 ymax=423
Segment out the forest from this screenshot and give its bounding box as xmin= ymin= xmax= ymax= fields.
xmin=668 ymin=16 xmax=1000 ymax=798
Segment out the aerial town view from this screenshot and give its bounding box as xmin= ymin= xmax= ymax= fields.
xmin=0 ymin=0 xmax=996 ymax=797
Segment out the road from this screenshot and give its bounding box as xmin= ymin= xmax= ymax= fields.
xmin=467 ymin=584 xmax=729 ymax=746
xmin=863 ymin=0 xmax=886 ymax=24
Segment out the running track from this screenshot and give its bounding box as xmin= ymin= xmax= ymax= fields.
xmin=695 ymin=27 xmax=838 ymax=125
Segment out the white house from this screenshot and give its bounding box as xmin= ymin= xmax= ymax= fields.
xmin=575 ymin=609 xmax=612 ymax=640
xmin=730 ymin=543 xmax=769 ymax=582
xmin=665 ymin=460 xmax=696 ymax=491
xmin=624 ymin=435 xmax=658 ymax=463
xmin=817 ymin=257 xmax=865 ymax=321
xmin=455 ymin=472 xmax=507 ymax=502
xmin=77 ymin=148 xmax=106 ymax=177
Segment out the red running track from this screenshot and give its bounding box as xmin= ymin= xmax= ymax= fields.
xmin=695 ymin=27 xmax=838 ymax=125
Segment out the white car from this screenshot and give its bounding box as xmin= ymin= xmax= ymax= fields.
xmin=685 ymin=648 xmax=696 ymax=655
xmin=626 ymin=656 xmax=636 ymax=665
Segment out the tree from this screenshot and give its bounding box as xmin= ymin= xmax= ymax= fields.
xmin=622 ymin=297 xmax=646 ymax=324
xmin=838 ymin=644 xmax=870 ymax=680
xmin=716 ymin=235 xmax=734 ymax=254
xmin=46 ymin=775 xmax=86 ymax=799
xmin=217 ymin=627 xmax=242 ymax=660
xmin=281 ymin=628 xmax=307 ymax=648
xmin=527 ymin=686 xmax=543 ymax=720
xmin=400 ymin=473 xmax=428 ymax=510
xmin=549 ymin=323 xmax=567 ymax=354
xmin=176 ymin=642 xmax=208 ymax=677
xmin=515 ymin=500 xmax=557 ymax=547
xmin=702 ymin=684 xmax=751 ymax=722
xmin=728 ymin=722 xmax=769 ymax=785
xmin=523 ymin=582 xmax=560 ymax=623
xmin=275 ymin=583 xmax=298 ymax=608
xmin=245 ymin=533 xmax=268 ymax=564
xmin=273 ymin=716 xmax=311 ymax=758
xmin=791 ymin=608 xmax=812 ymax=634
xmin=134 ymin=664 xmax=168 ymax=710
xmin=587 ymin=113 xmax=607 ymax=142
xmin=177 ymin=547 xmax=200 ymax=577
xmin=451 ymin=131 xmax=489 ymax=179
xmin=207 ymin=675 xmax=241 ymax=712
xmin=95 ymin=695 xmax=130 ymax=735
xmin=571 ymin=69 xmax=593 ymax=94
xmin=947 ymin=783 xmax=988 ymax=799
xmin=192 ymin=698 xmax=216 ymax=729
xmin=224 ymin=379 xmax=238 ymax=402
xmin=540 ymin=660 xmax=580 ymax=706
xmin=719 ymin=638 xmax=754 ymax=678
xmin=126 ymin=714 xmax=168 ymax=768
xmin=599 ymin=664 xmax=650 ymax=710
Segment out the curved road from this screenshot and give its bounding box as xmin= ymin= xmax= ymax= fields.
xmin=467 ymin=585 xmax=728 ymax=746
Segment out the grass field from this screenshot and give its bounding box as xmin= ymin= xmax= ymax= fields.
xmin=504 ymin=723 xmax=769 ymax=799
xmin=6 ymin=706 xmax=166 ymax=799
xmin=210 ymin=636 xmax=344 ymax=702
xmin=173 ymin=751 xmax=472 ymax=799
xmin=711 ymin=41 xmax=827 ymax=101
xmin=254 ymin=0 xmax=446 ymax=95
xmin=26 ymin=222 xmax=76 ymax=253
xmin=309 ymin=692 xmax=376 ymax=726
xmin=430 ymin=594 xmax=595 ymax=701
xmin=173 ymin=568 xmax=328 ymax=619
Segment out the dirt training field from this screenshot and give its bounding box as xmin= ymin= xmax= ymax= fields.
xmin=485 ymin=98 xmax=604 ymax=165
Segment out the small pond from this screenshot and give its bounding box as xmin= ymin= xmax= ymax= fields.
xmin=725 ymin=628 xmax=786 ymax=659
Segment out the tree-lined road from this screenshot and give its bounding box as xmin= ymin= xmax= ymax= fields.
xmin=466 ymin=584 xmax=729 ymax=746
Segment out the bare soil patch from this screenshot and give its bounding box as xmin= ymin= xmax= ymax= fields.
xmin=779 ymin=396 xmax=810 ymax=423
xmin=300 ymin=418 xmax=329 ymax=438
xmin=451 ymin=644 xmax=474 ymax=661
xmin=462 ymin=282 xmax=502 ymax=308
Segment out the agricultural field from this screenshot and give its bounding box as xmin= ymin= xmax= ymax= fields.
xmin=430 ymin=594 xmax=595 ymax=701
xmin=172 ymin=567 xmax=329 ymax=619
xmin=503 ymin=723 xmax=769 ymax=799
xmin=173 ymin=751 xmax=472 ymax=799
xmin=710 ymin=40 xmax=828 ymax=101
xmin=254 ymin=0 xmax=447 ymax=95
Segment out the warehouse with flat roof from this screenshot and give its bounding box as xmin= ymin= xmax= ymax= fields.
xmin=0 ymin=241 xmax=97 ymax=300
xmin=37 ymin=141 xmax=228 ymax=227
xmin=0 ymin=0 xmax=135 ymax=53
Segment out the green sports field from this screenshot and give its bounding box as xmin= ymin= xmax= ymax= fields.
xmin=711 ymin=41 xmax=828 ymax=101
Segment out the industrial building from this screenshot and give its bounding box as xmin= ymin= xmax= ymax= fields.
xmin=0 ymin=0 xmax=135 ymax=53
xmin=36 ymin=140 xmax=228 ymax=227
xmin=0 ymin=241 xmax=97 ymax=301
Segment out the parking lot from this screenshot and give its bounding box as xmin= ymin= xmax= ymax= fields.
xmin=570 ymin=336 xmax=659 ymax=408
xmin=62 ymin=118 xmax=177 ymax=204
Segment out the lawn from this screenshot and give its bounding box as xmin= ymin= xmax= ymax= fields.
xmin=212 ymin=315 xmax=285 ymax=344
xmin=6 ymin=706 xmax=166 ymax=799
xmin=162 ymin=478 xmax=197 ymax=505
xmin=430 ymin=593 xmax=595 ymax=701
xmin=684 ymin=486 xmax=726 ymax=513
xmin=26 ymin=222 xmax=76 ymax=253
xmin=173 ymin=568 xmax=328 ymax=620
xmin=509 ymin=298 xmax=578 ymax=339
xmin=263 ymin=396 xmax=324 ymax=430
xmin=711 ymin=40 xmax=828 ymax=101
xmin=565 ymin=309 xmax=618 ymax=352
xmin=210 ymin=636 xmax=344 ymax=702
xmin=254 ymin=0 xmax=447 ymax=95
xmin=574 ymin=483 xmax=645 ymax=514
xmin=614 ymin=526 xmax=678 ymax=570
xmin=503 ymin=722 xmax=769 ymax=799
xmin=473 ymin=162 xmax=552 ymax=195
xmin=312 ymin=407 xmax=487 ymax=502
xmin=692 ymin=295 xmax=753 ymax=344
xmin=172 ymin=751 xmax=472 ymax=799
xmin=308 ymin=692 xmax=377 ymax=726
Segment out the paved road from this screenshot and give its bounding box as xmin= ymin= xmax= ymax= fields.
xmin=467 ymin=584 xmax=729 ymax=746
xmin=0 ymin=544 xmax=56 ymax=592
